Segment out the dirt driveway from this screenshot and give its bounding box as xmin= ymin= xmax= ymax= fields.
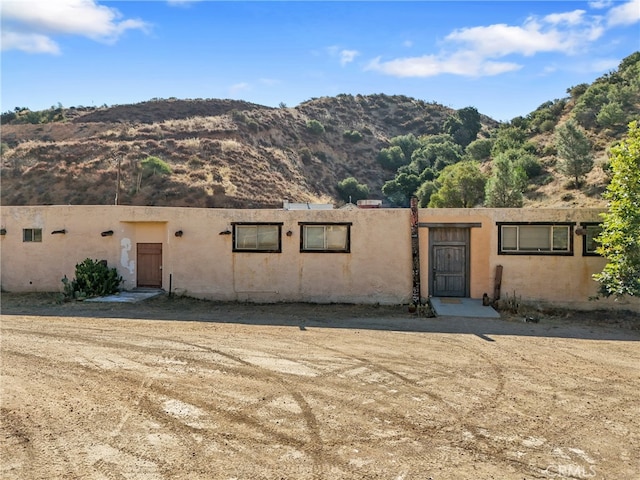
xmin=1 ymin=294 xmax=639 ymax=479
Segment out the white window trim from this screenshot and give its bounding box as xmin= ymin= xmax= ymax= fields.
xmin=232 ymin=223 xmax=282 ymax=252
xmin=299 ymin=223 xmax=351 ymax=253
xmin=497 ymin=223 xmax=574 ymax=255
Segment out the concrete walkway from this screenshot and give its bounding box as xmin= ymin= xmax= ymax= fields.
xmin=84 ymin=289 xmax=165 ymax=304
xmin=430 ymin=297 xmax=501 ymax=318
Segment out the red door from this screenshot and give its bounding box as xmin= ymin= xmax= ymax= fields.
xmin=137 ymin=243 xmax=162 ymax=288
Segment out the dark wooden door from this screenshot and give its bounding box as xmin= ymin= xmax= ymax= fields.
xmin=429 ymin=227 xmax=469 ymax=297
xmin=433 ymin=245 xmax=466 ymax=297
xmin=137 ymin=243 xmax=162 ymax=288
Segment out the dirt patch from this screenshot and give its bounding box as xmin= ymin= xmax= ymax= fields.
xmin=2 ymin=293 xmax=639 ymax=479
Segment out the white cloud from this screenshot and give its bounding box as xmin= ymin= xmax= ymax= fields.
xmin=606 ymin=0 xmax=640 ymax=26
xmin=589 ymin=0 xmax=613 ymax=9
xmin=1 ymin=31 xmax=61 ymax=54
xmin=1 ymin=0 xmax=149 ymax=54
xmin=366 ymin=52 xmax=521 ymax=78
xmin=543 ymin=10 xmax=587 ymax=26
xmin=366 ymin=3 xmax=625 ymax=79
xmin=325 ymin=45 xmax=359 ymax=66
xmin=403 ymin=40 xmax=413 ymax=48
xmin=339 ymin=49 xmax=359 ymax=66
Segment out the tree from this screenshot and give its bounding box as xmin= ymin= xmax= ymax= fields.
xmin=593 ymin=122 xmax=640 ymax=298
xmin=376 ymin=145 xmax=407 ymax=171
xmin=428 ymin=161 xmax=486 ymax=208
xmin=465 ymin=138 xmax=493 ymax=161
xmin=555 ymin=120 xmax=593 ymax=187
xmin=443 ymin=107 xmax=481 ymax=148
xmin=336 ymin=177 xmax=369 ymax=203
xmin=409 ymin=136 xmax=462 ymax=172
xmin=390 ymin=133 xmax=421 ymax=160
xmin=484 ymin=153 xmax=527 ymax=207
xmin=382 ymin=172 xmax=421 ymax=207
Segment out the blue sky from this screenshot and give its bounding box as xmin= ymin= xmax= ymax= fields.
xmin=2 ymin=0 xmax=639 ymax=121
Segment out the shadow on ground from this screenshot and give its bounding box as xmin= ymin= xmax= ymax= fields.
xmin=1 ymin=292 xmax=638 ymax=342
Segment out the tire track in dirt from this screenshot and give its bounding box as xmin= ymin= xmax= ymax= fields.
xmin=2 ymin=348 xmax=183 ymax=478
xmin=149 ymin=338 xmax=331 ymax=478
xmin=4 ymin=330 xmax=331 ymax=478
xmin=4 ymin=322 xmax=515 ymax=476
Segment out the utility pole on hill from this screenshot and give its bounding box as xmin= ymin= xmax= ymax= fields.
xmin=113 ymin=154 xmax=121 ymax=205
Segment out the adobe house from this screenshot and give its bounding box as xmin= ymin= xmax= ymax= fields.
xmin=1 ymin=205 xmax=637 ymax=312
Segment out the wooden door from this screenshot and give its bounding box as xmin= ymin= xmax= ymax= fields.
xmin=433 ymin=245 xmax=466 ymax=297
xmin=137 ymin=243 xmax=162 ymax=288
xmin=429 ymin=227 xmax=469 ymax=297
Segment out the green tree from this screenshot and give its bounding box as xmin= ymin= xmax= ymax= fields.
xmin=484 ymin=153 xmax=527 ymax=207
xmin=382 ymin=172 xmax=421 ymax=207
xmin=491 ymin=125 xmax=535 ymax=156
xmin=410 ymin=136 xmax=462 ymax=172
xmin=336 ymin=177 xmax=369 ymax=203
xmin=428 ymin=161 xmax=486 ymax=208
xmin=377 ymin=145 xmax=407 ymax=171
xmin=596 ymin=102 xmax=626 ymax=129
xmin=465 ymin=138 xmax=493 ymax=161
xmin=443 ymin=107 xmax=481 ymax=148
xmin=415 ymin=180 xmax=437 ymax=207
xmin=555 ymin=120 xmax=593 ymax=188
xmin=593 ymin=122 xmax=640 ymax=298
xmin=390 ymin=133 xmax=421 ymax=160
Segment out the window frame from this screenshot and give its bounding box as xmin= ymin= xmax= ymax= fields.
xmin=232 ymin=222 xmax=282 ymax=253
xmin=299 ymin=222 xmax=351 ymax=253
xmin=22 ymin=228 xmax=42 ymax=243
xmin=497 ymin=222 xmax=574 ymax=256
xmin=581 ymin=222 xmax=603 ymax=257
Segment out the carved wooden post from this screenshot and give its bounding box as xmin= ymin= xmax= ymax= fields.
xmin=410 ymin=197 xmax=421 ymax=306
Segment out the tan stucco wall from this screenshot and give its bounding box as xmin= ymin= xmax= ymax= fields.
xmin=1 ymin=205 xmax=637 ymax=311
xmin=417 ymin=208 xmax=639 ymax=311
xmin=0 ymin=206 xmax=412 ymax=304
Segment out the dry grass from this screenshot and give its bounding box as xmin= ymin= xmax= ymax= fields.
xmin=220 ymin=139 xmax=242 ymax=153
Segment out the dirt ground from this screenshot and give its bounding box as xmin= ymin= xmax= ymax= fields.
xmin=1 ymin=293 xmax=639 ymax=480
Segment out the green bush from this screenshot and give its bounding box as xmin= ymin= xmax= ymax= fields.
xmin=141 ymin=156 xmax=171 ymax=176
xmin=306 ymin=119 xmax=325 ymax=135
xmin=515 ymin=154 xmax=543 ymax=178
xmin=343 ymin=130 xmax=363 ymax=142
xmin=62 ymin=258 xmax=123 ymax=300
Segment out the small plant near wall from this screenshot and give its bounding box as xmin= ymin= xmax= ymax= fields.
xmin=62 ymin=258 xmax=123 ymax=301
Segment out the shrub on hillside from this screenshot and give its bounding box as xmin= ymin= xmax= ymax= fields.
xmin=141 ymin=156 xmax=171 ymax=176
xmin=306 ymin=119 xmax=325 ymax=135
xmin=343 ymin=130 xmax=363 ymax=142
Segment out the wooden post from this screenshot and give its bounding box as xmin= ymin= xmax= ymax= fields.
xmin=493 ymin=265 xmax=503 ymax=303
xmin=410 ymin=197 xmax=421 ymax=306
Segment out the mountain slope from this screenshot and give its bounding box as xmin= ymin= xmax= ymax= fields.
xmin=1 ymin=95 xmax=489 ymax=207
xmin=1 ymin=52 xmax=638 ymax=209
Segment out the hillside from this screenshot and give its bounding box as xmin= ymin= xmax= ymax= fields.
xmin=1 ymin=52 xmax=638 ymax=209
xmin=1 ymin=95 xmax=469 ymax=207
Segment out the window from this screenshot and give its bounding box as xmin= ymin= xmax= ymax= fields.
xmin=498 ymin=223 xmax=573 ymax=255
xmin=300 ymin=223 xmax=351 ymax=253
xmin=582 ymin=223 xmax=602 ymax=256
xmin=233 ymin=223 xmax=281 ymax=252
xmin=23 ymin=228 xmax=42 ymax=242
